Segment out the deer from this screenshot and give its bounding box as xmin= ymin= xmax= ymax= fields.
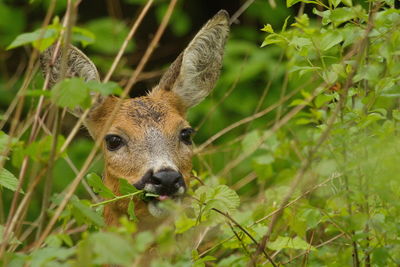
xmin=40 ymin=10 xmax=230 ymax=228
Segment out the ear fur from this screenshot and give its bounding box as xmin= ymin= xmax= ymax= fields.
xmin=40 ymin=44 xmax=103 ymax=116
xmin=156 ymin=10 xmax=230 ymax=109
xmin=40 ymin=44 xmax=100 ymax=88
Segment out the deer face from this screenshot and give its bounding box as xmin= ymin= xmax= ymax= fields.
xmin=40 ymin=10 xmax=229 ymax=220
xmin=87 ymin=92 xmax=193 ymax=202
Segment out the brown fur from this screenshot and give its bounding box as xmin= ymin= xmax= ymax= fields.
xmin=40 ymin=10 xmax=230 ymax=227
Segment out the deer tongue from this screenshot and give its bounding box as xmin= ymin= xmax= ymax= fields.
xmin=157 ymin=195 xmax=170 ymax=201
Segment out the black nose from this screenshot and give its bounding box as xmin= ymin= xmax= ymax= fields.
xmin=150 ymin=170 xmax=184 ymax=196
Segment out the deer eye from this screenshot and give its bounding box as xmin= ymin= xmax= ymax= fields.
xmin=180 ymin=128 xmax=195 ymax=145
xmin=105 ymin=135 xmax=125 ymax=151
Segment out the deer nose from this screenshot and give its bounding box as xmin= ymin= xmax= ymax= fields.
xmin=150 ymin=170 xmax=184 ymax=196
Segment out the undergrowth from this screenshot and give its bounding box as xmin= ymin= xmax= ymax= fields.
xmin=1 ymin=0 xmax=400 ymax=266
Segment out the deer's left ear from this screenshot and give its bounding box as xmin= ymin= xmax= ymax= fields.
xmin=155 ymin=10 xmax=230 ymax=109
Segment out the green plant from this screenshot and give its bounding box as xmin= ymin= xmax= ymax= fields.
xmin=1 ymin=0 xmax=400 ymax=266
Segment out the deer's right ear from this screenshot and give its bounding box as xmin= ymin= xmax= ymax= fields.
xmin=40 ymin=45 xmax=102 ymax=115
xmin=155 ymin=10 xmax=230 ymax=110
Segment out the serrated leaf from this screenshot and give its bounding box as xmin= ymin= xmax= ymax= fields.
xmin=51 ymin=78 xmax=90 ymax=109
xmin=86 ymin=172 xmax=115 ymax=198
xmin=0 ymin=168 xmax=23 ymax=193
xmin=70 ymin=196 xmax=105 ymax=227
xmin=119 ymin=179 xmax=139 ymax=195
xmin=198 ymin=185 xmax=240 ymax=214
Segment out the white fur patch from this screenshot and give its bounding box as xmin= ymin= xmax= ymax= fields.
xmin=148 ymin=201 xmax=169 ymax=217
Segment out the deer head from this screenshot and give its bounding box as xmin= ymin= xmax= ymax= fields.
xmin=40 ymin=10 xmax=229 ymax=224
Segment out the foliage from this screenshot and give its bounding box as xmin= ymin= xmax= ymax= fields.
xmin=1 ymin=0 xmax=400 ymax=266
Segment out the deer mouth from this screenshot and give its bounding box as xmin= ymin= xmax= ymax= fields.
xmin=142 ymin=185 xmax=186 ymax=217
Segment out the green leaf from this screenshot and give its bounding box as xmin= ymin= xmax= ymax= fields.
xmin=313 ymin=8 xmax=332 ymax=25
xmin=7 ymin=28 xmax=59 ymax=51
xmin=392 ymin=110 xmax=400 ymax=121
xmin=322 ymin=71 xmax=338 ymax=84
xmin=134 ymin=231 xmax=154 ymax=253
xmin=194 ymin=255 xmax=216 ymax=267
xmin=342 ymin=0 xmax=352 ymax=6
xmin=320 ymin=30 xmax=343 ymax=51
xmin=329 ymin=0 xmax=341 ymax=8
xmin=315 ymin=94 xmax=334 ymax=108
xmin=24 ymin=135 xmax=66 ymax=162
xmin=282 ymin=16 xmax=291 ymax=32
xmin=261 ymin=34 xmax=285 ymax=47
xmin=261 ymin=24 xmax=274 ymax=33
xmin=88 ymin=232 xmax=135 ymax=265
xmin=51 ymin=78 xmax=90 ymax=109
xmin=70 ymin=196 xmax=105 ymax=227
xmin=287 ymin=0 xmax=319 ymax=7
xmin=289 ymin=65 xmax=321 ymax=76
xmin=87 ymin=81 xmax=123 ymax=97
xmin=330 ymin=7 xmax=359 ymax=26
xmin=72 ymin=26 xmax=95 ymax=47
xmin=119 ymin=179 xmax=139 ymax=195
xmin=372 ymin=247 xmax=389 ymax=266
xmin=86 ymin=172 xmax=115 ymax=198
xmin=299 ymin=209 xmax=322 ymax=229
xmin=291 ymin=14 xmax=310 ymax=29
xmin=196 ymin=185 xmax=240 ymax=214
xmin=85 ymin=18 xmax=134 ymax=54
xmin=0 ymin=168 xmax=23 ymax=193
xmin=268 ymin=236 xmax=315 ymax=251
xmin=175 ymin=213 xmax=197 ymax=234
xmin=241 ymin=130 xmax=262 ymax=154
xmin=289 ymin=36 xmax=312 ymax=49
xmin=127 ymin=200 xmax=138 ymax=222
xmin=0 ymin=131 xmax=10 ymax=153
xmin=30 ymin=247 xmax=75 ymax=267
